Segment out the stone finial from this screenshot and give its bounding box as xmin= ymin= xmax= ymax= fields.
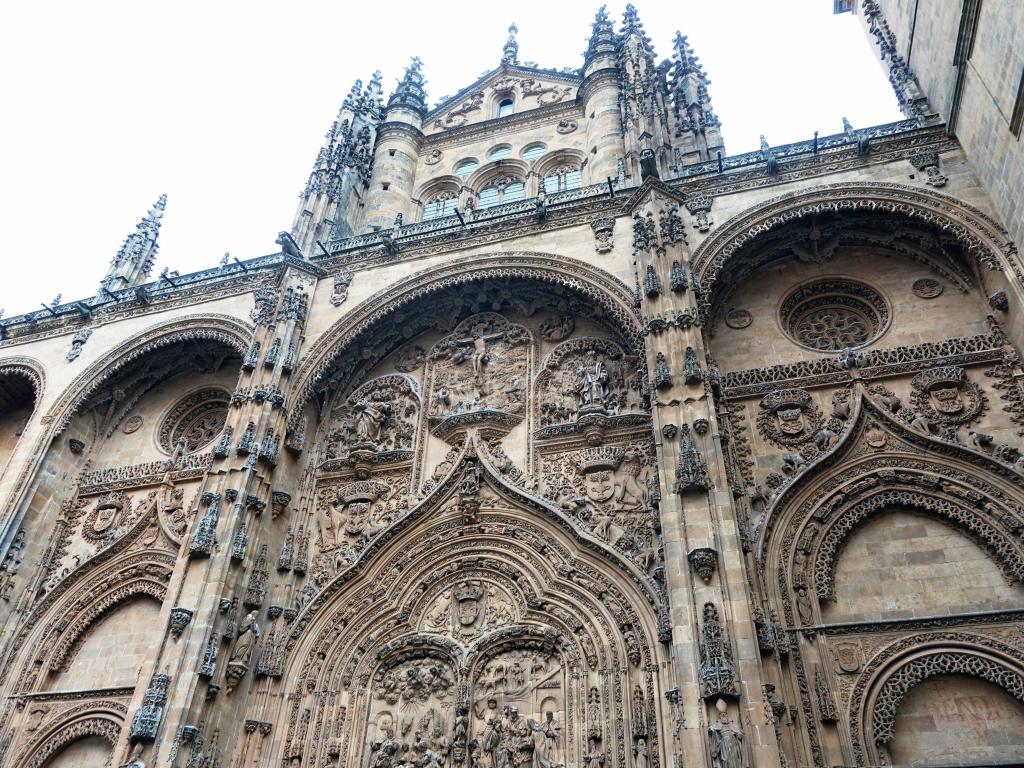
xmin=501 ymin=21 xmax=519 ymax=65
xmin=585 ymin=5 xmax=616 ymax=61
xmin=98 ymin=195 xmax=166 ymax=297
xmin=387 ymin=56 xmax=428 ymax=115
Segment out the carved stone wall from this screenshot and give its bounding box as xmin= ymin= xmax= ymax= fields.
xmin=1 ymin=15 xmax=1023 ymax=768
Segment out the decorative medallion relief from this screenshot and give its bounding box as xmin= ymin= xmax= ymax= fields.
xmin=724 ymin=309 xmax=751 ymax=330
xmin=159 ymin=388 xmax=230 ymax=453
xmin=757 ymin=388 xmax=823 ymax=447
xmin=780 ymin=279 xmax=889 ymax=352
xmin=910 ymin=365 xmax=987 ymax=430
xmin=911 ymin=277 xmax=943 ymax=299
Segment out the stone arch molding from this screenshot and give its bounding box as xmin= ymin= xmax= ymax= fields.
xmin=757 ymin=388 xmax=1024 ymax=623
xmin=289 ymin=251 xmax=641 ymax=429
xmin=847 ymin=633 xmax=1024 ymax=765
xmin=691 ymin=182 xmax=1021 ymax=318
xmin=43 ymin=313 xmax=252 ymax=435
xmin=270 ymin=434 xmax=667 ymax=768
xmin=0 ymin=509 xmax=175 ymax=690
xmin=13 ymin=699 xmax=126 ymax=768
xmin=0 ymin=355 xmax=46 ymax=405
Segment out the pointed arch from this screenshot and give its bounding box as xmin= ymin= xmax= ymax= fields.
xmin=289 ymin=252 xmax=641 ymax=429
xmin=268 ymin=439 xmax=667 ymax=768
xmin=13 ymin=699 xmax=126 ymax=768
xmin=757 ymin=389 xmax=1024 ymax=627
xmin=846 ymin=632 xmax=1024 ymax=765
xmin=0 ymin=356 xmax=46 ymax=406
xmin=691 ymin=182 xmax=1021 ymax=322
xmin=0 ymin=507 xmax=175 ymax=691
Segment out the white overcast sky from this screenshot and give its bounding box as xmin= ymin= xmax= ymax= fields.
xmin=0 ymin=1 xmax=900 ymax=319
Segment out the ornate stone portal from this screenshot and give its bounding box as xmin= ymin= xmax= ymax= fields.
xmin=1 ymin=7 xmax=1023 ymax=768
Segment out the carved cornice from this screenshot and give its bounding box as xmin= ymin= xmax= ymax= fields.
xmin=814 ymin=607 xmax=1024 ymax=636
xmin=722 ymin=332 xmax=1004 ymax=399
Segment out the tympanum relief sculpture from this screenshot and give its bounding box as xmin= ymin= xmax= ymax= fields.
xmin=327 ymin=374 xmax=421 ymax=462
xmin=425 ymin=313 xmax=530 ymax=441
xmin=535 ymin=337 xmax=645 ymax=434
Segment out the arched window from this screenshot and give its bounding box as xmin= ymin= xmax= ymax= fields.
xmin=422 ymin=191 xmax=459 ymax=221
xmin=454 ymin=159 xmax=479 ymax=176
xmin=542 ymin=165 xmax=582 ymax=193
xmin=496 ymin=98 xmax=514 ymax=118
xmin=477 ymin=177 xmax=525 ymax=209
xmin=521 ymin=143 xmax=546 ymax=160
xmin=488 ymin=145 xmax=512 ymax=161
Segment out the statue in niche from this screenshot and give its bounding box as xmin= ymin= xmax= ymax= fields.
xmin=354 ymin=398 xmax=390 ymax=445
xmin=328 ymin=374 xmax=419 ymax=458
xmin=575 ymin=350 xmax=610 ymax=409
xmin=536 ymin=337 xmax=641 ymax=426
xmin=427 ymin=313 xmax=529 ymax=419
xmin=708 ymin=698 xmax=746 ymax=768
xmin=229 ymin=611 xmax=260 ymax=667
xmin=634 ymin=738 xmax=649 ymax=768
xmin=539 ymin=711 xmax=562 ymax=767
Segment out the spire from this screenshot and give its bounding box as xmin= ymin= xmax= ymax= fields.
xmin=667 ymin=31 xmax=724 ymax=164
xmin=584 ymin=5 xmax=616 ymax=62
xmin=99 ymin=195 xmax=165 ymax=295
xmin=501 ymin=22 xmax=519 ymax=65
xmin=293 ymin=71 xmax=383 ymax=248
xmin=620 ymin=3 xmax=650 ymax=41
xmin=387 ymin=57 xmax=428 ymax=116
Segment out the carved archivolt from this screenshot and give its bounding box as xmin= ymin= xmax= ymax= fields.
xmin=14 ymin=700 xmax=126 ymax=768
xmin=289 ymin=253 xmax=641 ymax=431
xmin=270 ymin=441 xmax=665 ymax=768
xmin=846 ymin=633 xmax=1024 ymax=765
xmin=808 ymin=488 xmax=1024 ymax=601
xmin=45 ymin=314 xmax=251 ymax=434
xmin=1 ymin=545 xmax=175 ymax=689
xmin=692 ymin=182 xmax=1020 ymax=320
xmin=0 ymin=355 xmax=45 ymax=404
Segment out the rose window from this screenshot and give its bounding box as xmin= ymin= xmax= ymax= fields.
xmin=159 ymin=388 xmax=231 ymax=453
xmin=780 ymin=280 xmax=889 ymax=352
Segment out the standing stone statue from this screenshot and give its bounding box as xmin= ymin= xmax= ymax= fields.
xmin=708 ymin=699 xmax=746 ymax=768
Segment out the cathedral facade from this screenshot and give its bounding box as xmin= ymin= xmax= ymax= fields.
xmin=0 ymin=5 xmax=1022 ymax=768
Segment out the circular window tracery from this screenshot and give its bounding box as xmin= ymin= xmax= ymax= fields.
xmin=780 ymin=279 xmax=889 ymax=352
xmin=158 ymin=388 xmax=230 ymax=453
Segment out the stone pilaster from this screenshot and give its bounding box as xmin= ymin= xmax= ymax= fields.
xmin=627 ymin=179 xmax=782 ymax=768
xmin=116 ymin=256 xmax=324 ymax=767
